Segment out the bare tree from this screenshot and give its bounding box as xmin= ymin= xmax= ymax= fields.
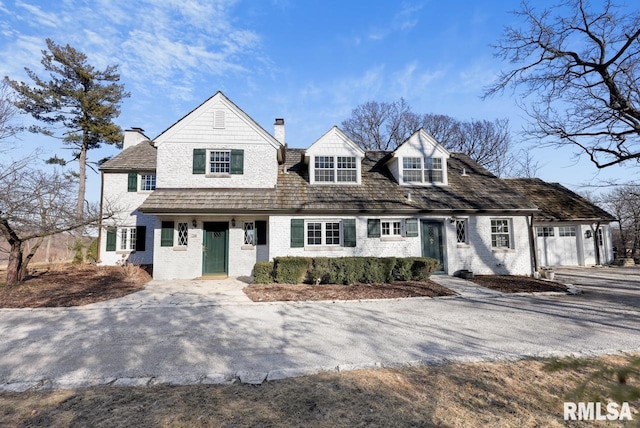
xmin=0 ymin=160 xmax=111 ymax=285
xmin=486 ymin=0 xmax=640 ymax=169
xmin=599 ymin=186 xmax=640 ymax=259
xmin=0 ymin=79 xmax=21 ymax=148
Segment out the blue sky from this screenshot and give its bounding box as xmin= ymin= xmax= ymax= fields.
xmin=0 ymin=0 xmax=635 ymax=201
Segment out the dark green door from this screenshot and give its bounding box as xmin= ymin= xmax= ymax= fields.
xmin=203 ymin=222 xmax=228 ymax=275
xmin=421 ymin=220 xmax=444 ymax=272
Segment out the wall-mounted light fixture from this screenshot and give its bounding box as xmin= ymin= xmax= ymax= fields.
xmin=449 ymin=215 xmax=457 ymax=224
xmin=191 ymin=219 xmax=197 ymax=227
xmin=585 ymin=230 xmax=592 ymax=239
xmin=231 ymin=218 xmax=236 ymax=227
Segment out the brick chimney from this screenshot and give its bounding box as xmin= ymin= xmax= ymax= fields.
xmin=123 ymin=127 xmax=148 ymax=150
xmin=274 ymin=118 xmax=285 ymax=145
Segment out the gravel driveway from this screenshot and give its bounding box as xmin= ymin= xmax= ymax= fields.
xmin=0 ymin=266 xmax=639 ymax=390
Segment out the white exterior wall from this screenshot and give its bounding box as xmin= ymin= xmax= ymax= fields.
xmin=387 ymin=130 xmax=450 ymax=186
xmin=152 ymin=216 xmax=269 ymax=280
xmin=155 ymin=95 xmax=280 ymax=189
xmin=306 ymin=127 xmax=364 ymax=185
xmin=579 ymin=223 xmax=613 ymax=265
xmin=269 ymin=214 xmax=533 ymax=276
xmin=446 ymin=215 xmax=533 ymax=275
xmin=99 ymin=172 xmax=155 ymax=265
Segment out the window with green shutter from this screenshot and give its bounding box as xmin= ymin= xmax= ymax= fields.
xmin=367 ymin=219 xmax=381 ymax=238
xmin=343 ymin=219 xmax=356 ymax=247
xmin=127 ymin=173 xmax=137 ymax=192
xmin=405 ymin=218 xmax=419 ymax=237
xmin=193 ymin=149 xmax=206 ymax=174
xmin=290 ymin=219 xmax=304 ymax=247
xmin=230 ymin=149 xmax=244 ymax=174
xmin=161 ymin=221 xmax=175 ymax=247
xmin=106 ymin=229 xmax=116 ymax=251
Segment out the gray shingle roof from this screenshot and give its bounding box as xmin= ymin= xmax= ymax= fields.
xmin=139 ymin=149 xmax=539 ymax=214
xmin=100 ymin=141 xmax=157 ymax=171
xmin=506 ymin=178 xmax=615 ymax=222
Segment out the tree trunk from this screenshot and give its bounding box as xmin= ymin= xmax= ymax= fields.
xmin=19 ymin=235 xmax=44 ymax=280
xmin=6 ymin=241 xmax=23 ymax=286
xmin=77 ymin=141 xmax=87 ymax=220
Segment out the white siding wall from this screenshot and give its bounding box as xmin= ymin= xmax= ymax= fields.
xmin=387 ymin=130 xmax=450 ymax=186
xmin=152 ymin=216 xmax=269 ymax=280
xmin=155 ymin=99 xmax=279 ymax=189
xmin=99 ymin=172 xmax=155 ymax=265
xmin=269 ymin=214 xmax=533 ymax=277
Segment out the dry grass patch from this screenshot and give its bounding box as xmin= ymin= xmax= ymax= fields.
xmin=244 ymin=280 xmax=455 ymax=302
xmin=0 ymin=354 xmax=637 ymax=427
xmin=0 ymin=264 xmax=150 ymax=308
xmin=471 ymin=275 xmax=568 ymax=293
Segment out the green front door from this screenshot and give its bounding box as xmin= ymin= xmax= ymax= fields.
xmin=203 ymin=222 xmax=228 ymax=275
xmin=421 ymin=220 xmax=444 ymax=272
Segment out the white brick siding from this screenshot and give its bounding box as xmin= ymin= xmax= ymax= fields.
xmin=157 ymin=142 xmax=278 ymax=189
xmin=99 ymin=172 xmax=155 ymax=266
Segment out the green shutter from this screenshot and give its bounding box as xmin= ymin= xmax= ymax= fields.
xmin=343 ymin=218 xmax=356 ymax=247
xmin=106 ymin=229 xmax=116 ymax=251
xmin=161 ymin=221 xmax=174 ymax=247
xmin=193 ymin=149 xmax=206 ymax=174
xmin=256 ymin=220 xmax=267 ymax=245
xmin=367 ymin=219 xmax=381 ymax=238
xmin=127 ymin=172 xmax=137 ymax=192
xmin=405 ymin=218 xmax=419 ymax=237
xmin=136 ymin=226 xmax=146 ymax=251
xmin=290 ymin=219 xmax=304 ymax=247
xmin=230 ymin=149 xmax=244 ymax=174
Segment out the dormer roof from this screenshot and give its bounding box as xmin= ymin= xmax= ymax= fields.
xmin=304 ymin=126 xmax=365 ymax=158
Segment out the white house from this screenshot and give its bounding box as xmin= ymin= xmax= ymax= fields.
xmin=98 ymin=91 xmax=613 ymax=280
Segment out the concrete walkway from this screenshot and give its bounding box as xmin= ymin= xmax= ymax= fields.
xmin=83 ymin=276 xmax=253 ymax=309
xmin=429 ymin=275 xmax=504 ymax=298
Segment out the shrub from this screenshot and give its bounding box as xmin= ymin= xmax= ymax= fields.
xmin=307 ymin=257 xmax=333 ymax=284
xmin=86 ymin=238 xmax=98 ymax=264
xmin=394 ymin=257 xmax=438 ymax=281
xmin=274 ymin=257 xmax=311 ymax=284
xmin=362 ymin=257 xmax=396 ymax=283
xmin=253 ymin=261 xmax=275 ymax=284
xmin=395 ymin=257 xmax=415 ymax=281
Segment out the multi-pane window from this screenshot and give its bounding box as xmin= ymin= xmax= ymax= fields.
xmin=307 ymin=222 xmax=323 ymax=245
xmin=337 ymin=156 xmax=357 ymax=182
xmin=177 ymin=222 xmax=189 ymax=246
xmin=402 ymin=157 xmax=422 ymax=182
xmin=456 ymin=219 xmax=467 ymax=243
xmin=381 ymin=220 xmax=402 ymax=236
xmin=558 ymin=226 xmax=576 ymax=237
xmin=306 ymin=221 xmax=340 ymax=245
xmin=140 ymin=174 xmax=156 ymax=191
xmin=243 ymin=222 xmax=255 ymax=245
xmin=325 ymin=222 xmax=340 ymax=245
xmin=120 ymin=227 xmax=136 ymax=251
xmin=491 ymin=219 xmax=511 ymax=248
xmin=536 ymin=227 xmax=555 ymax=237
xmin=210 ymin=151 xmax=231 ymax=174
xmin=314 ymin=156 xmax=335 ymax=182
xmin=425 ymin=157 xmax=443 ymax=183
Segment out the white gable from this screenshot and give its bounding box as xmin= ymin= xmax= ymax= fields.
xmin=305 ymin=126 xmax=365 ymax=185
xmin=387 ymin=129 xmax=450 ymax=186
xmin=305 ymin=126 xmax=365 ymax=157
xmin=153 ymin=91 xmax=282 ymax=150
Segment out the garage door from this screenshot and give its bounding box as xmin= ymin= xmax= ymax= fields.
xmin=536 ymin=226 xmax=579 ymax=266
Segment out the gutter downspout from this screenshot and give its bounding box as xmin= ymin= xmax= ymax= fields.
xmin=96 ymin=171 xmax=104 ymax=263
xmin=527 ymin=213 xmax=538 ymax=276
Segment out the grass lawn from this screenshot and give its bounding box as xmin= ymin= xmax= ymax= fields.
xmin=1 ymin=354 xmax=637 ymax=427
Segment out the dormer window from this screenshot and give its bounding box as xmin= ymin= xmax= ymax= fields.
xmin=313 ymin=155 xmax=358 ymax=183
xmin=402 ymin=157 xmax=443 ymax=184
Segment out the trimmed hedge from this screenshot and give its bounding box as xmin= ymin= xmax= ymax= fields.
xmin=274 ymin=257 xmax=312 ymax=284
xmin=253 ymin=261 xmax=275 ymax=284
xmin=255 ymin=256 xmax=437 ymax=285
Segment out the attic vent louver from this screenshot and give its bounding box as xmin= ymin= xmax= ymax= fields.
xmin=213 ymin=109 xmax=225 ymax=129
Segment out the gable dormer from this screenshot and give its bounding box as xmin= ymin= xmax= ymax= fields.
xmin=304 ymin=126 xmax=365 ymax=185
xmin=386 ymin=129 xmax=450 ymax=186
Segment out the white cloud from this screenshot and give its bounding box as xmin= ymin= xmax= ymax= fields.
xmin=14 ymin=0 xmax=57 ymax=28
xmin=368 ymin=2 xmax=423 ymax=40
